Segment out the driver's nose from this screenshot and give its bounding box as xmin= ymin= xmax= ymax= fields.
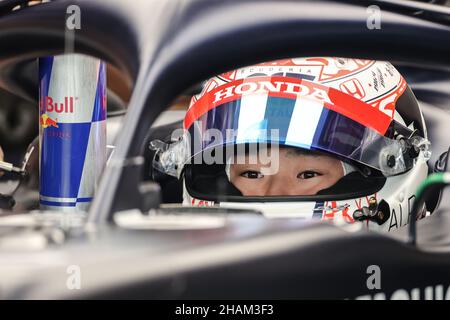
xmin=265 ymin=179 xmax=299 ymax=196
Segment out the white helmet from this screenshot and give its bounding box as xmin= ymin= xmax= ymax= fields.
xmin=152 ymin=57 xmax=431 ymax=232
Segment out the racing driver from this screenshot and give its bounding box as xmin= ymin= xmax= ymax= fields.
xmin=152 ymin=57 xmax=432 ymax=232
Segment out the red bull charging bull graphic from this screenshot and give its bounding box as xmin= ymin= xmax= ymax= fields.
xmin=39 ymin=54 xmax=106 ymax=211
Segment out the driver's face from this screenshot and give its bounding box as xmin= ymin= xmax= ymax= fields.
xmin=230 ymin=147 xmax=344 ymax=196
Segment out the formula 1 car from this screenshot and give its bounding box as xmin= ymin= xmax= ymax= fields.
xmin=0 ymin=0 xmax=449 ymax=300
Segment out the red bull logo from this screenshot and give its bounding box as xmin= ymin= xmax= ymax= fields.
xmin=40 ymin=96 xmax=76 ymax=113
xmin=40 ymin=113 xmax=59 ymax=129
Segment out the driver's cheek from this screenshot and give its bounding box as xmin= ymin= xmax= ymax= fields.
xmin=303 ymin=174 xmax=341 ymax=195
xmin=233 ymin=176 xmax=269 ymax=196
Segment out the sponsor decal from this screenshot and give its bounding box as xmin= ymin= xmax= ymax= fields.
xmin=308 ymin=58 xmax=374 ymax=81
xmin=184 ymin=76 xmax=393 ymax=135
xmin=40 ymin=95 xmax=76 ymax=113
xmin=191 ymin=198 xmax=214 ymax=207
xmin=211 ymin=78 xmax=331 ymax=105
xmin=339 ymin=78 xmax=366 ymax=100
xmin=40 ymin=113 xmax=59 ymax=129
xmin=321 ymin=201 xmax=355 ymax=223
xmin=369 ymin=77 xmax=407 ymax=119
xmin=388 ymin=195 xmax=415 ymax=231
xmin=39 ymin=95 xmax=78 ymax=130
xmin=319 ymin=195 xmax=382 ymax=225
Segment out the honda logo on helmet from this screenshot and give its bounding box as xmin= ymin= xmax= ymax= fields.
xmin=213 ymin=78 xmax=332 ymax=105
xmin=339 ymin=78 xmax=366 ymax=100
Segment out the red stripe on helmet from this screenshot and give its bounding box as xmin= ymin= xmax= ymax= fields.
xmin=184 ymin=76 xmax=393 ymax=135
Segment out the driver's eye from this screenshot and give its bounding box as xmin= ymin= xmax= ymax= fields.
xmin=297 ymin=171 xmax=321 ymax=180
xmin=240 ymin=171 xmax=264 ymax=179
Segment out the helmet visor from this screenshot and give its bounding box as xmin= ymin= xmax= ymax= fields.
xmin=176 ymin=76 xmax=424 ymax=177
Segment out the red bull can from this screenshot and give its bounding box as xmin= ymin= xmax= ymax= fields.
xmin=39 ymin=54 xmax=107 ymax=211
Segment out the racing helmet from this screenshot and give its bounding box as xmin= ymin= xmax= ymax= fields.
xmin=152 ymin=57 xmax=431 ymax=232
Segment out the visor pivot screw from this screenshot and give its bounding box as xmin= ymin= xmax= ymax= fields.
xmin=387 ymin=155 xmax=396 ymax=168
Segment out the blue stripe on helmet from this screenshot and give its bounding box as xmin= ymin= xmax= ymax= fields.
xmin=263 ymin=96 xmax=295 ymax=142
